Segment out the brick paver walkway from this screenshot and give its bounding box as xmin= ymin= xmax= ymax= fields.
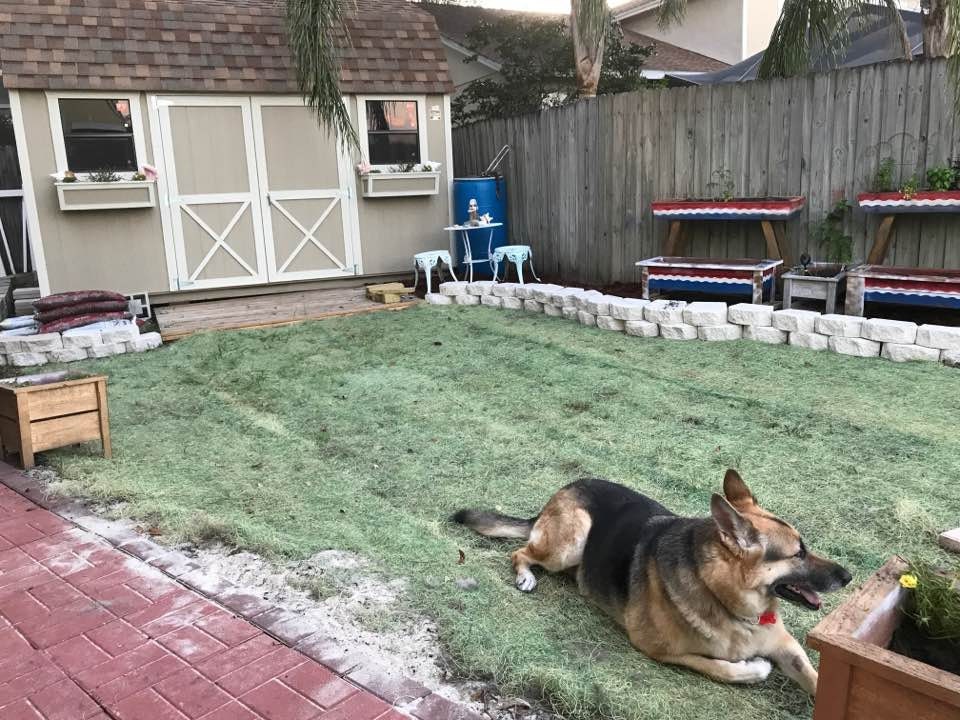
xmin=0 ymin=480 xmax=411 ymax=720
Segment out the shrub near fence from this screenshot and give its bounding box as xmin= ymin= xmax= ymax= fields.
xmin=453 ymin=59 xmax=960 ymax=287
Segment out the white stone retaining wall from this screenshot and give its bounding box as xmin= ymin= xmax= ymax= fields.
xmin=0 ymin=326 xmax=163 ymax=367
xmin=431 ymin=284 xmax=960 ymax=369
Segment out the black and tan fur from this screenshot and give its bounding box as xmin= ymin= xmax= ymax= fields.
xmin=453 ymin=470 xmax=851 ymax=694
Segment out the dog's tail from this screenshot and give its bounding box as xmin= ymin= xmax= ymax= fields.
xmin=451 ymin=508 xmax=536 ymax=539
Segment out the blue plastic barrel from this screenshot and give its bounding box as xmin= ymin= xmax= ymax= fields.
xmin=452 ymin=176 xmax=508 ymax=278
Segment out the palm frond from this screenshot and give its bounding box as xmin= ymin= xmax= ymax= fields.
xmin=758 ymin=0 xmax=856 ymax=79
xmin=572 ymin=0 xmax=608 ymax=53
xmin=656 ymin=0 xmax=688 ymax=30
xmin=868 ymin=0 xmax=913 ymax=60
xmin=571 ymin=0 xmax=609 ymax=96
xmin=286 ymin=0 xmax=359 ymax=150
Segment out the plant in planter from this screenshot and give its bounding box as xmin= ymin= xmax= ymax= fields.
xmin=707 ymin=166 xmax=735 ymax=202
xmin=88 ymin=169 xmax=121 ymax=183
xmin=61 ymin=170 xmax=77 ymax=183
xmin=813 ymin=197 xmax=853 ymax=266
xmin=900 ymin=173 xmax=921 ymax=200
xmin=871 ymin=157 xmax=896 ymax=192
xmin=132 ymin=171 xmax=147 ymax=182
xmin=927 ymin=165 xmax=956 ymax=192
xmin=892 ymin=561 xmax=960 ymax=676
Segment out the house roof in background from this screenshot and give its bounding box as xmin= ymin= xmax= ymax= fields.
xmin=673 ymin=7 xmax=923 ymax=84
xmin=419 ymin=1 xmax=727 ymax=74
xmin=0 ymin=0 xmax=453 ymax=95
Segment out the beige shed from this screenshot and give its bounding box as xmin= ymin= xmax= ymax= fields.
xmin=0 ymin=0 xmax=456 ymax=302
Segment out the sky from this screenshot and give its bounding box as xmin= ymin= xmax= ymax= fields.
xmin=468 ymin=0 xmax=634 ymax=13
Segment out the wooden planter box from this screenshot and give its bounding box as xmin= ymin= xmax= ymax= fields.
xmin=845 ymin=265 xmax=960 ymax=315
xmin=358 ymin=171 xmax=440 ymax=198
xmin=808 ymin=557 xmax=960 ymax=720
xmin=651 ymin=196 xmax=806 ymax=220
xmin=56 ymin=180 xmax=156 ymax=211
xmin=857 ymin=191 xmax=960 ymax=214
xmin=0 ymin=373 xmax=111 ymax=469
xmin=782 ymin=263 xmax=852 ymax=314
xmin=635 ymin=256 xmax=783 ymax=303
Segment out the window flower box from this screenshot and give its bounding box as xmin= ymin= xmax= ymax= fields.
xmin=357 ymin=162 xmax=441 ymax=198
xmin=54 ymin=179 xmax=156 ymax=212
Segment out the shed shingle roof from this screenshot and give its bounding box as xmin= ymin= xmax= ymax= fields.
xmin=0 ymin=0 xmax=453 ymax=95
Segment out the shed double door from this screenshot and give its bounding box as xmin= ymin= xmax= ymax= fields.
xmin=157 ymin=96 xmax=358 ymax=290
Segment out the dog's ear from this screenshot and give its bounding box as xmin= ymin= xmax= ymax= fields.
xmin=711 ymin=493 xmax=760 ymax=554
xmin=723 ymin=469 xmax=756 ymax=510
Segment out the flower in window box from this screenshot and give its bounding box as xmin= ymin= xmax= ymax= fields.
xmin=418 ymin=161 xmax=440 ymax=173
xmin=356 ymin=161 xmax=372 ymax=176
xmin=62 ymin=170 xmax=77 ymax=184
xmin=132 ymin=172 xmax=147 ymax=181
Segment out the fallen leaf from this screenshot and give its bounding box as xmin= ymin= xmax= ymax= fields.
xmin=458 ymin=549 xmax=465 ymax=564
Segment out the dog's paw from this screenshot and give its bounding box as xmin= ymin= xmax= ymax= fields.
xmin=733 ymin=658 xmax=772 ymax=683
xmin=515 ymin=570 xmax=537 ymax=592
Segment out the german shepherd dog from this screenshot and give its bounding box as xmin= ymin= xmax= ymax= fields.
xmin=453 ymin=470 xmax=851 ymax=694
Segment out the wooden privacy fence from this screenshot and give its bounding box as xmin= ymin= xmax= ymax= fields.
xmin=452 ymin=58 xmax=960 ymax=286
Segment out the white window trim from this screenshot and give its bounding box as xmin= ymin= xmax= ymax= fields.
xmin=46 ymin=91 xmax=148 ymax=181
xmin=355 ymin=95 xmax=429 ymax=170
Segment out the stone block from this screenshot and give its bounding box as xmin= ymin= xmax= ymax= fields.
xmin=491 ymin=282 xmax=520 ymax=298
xmin=880 ymin=343 xmax=940 ymax=363
xmin=480 ymin=295 xmax=503 ymax=308
xmin=596 ymin=315 xmax=625 ymax=331
xmin=559 ymin=289 xmax=589 ymax=308
xmin=789 ymin=331 xmax=829 ymax=351
xmin=454 ymin=294 xmax=480 ymax=306
xmin=625 ymin=320 xmax=659 ymax=337
xmin=939 ymin=528 xmax=960 ymax=553
xmin=772 ymin=309 xmax=820 ymax=333
xmin=8 ymin=352 xmax=47 ymax=367
xmin=102 ymin=326 xmax=139 ymax=343
xmin=684 ymin=302 xmax=728 ymax=327
xmin=828 ymin=336 xmax=880 ymax=357
xmin=743 ymin=326 xmax=787 ymax=345
xmin=523 ymin=299 xmax=543 ymax=313
xmin=48 ymin=348 xmax=87 ymax=363
xmin=862 ymin=318 xmax=918 ymax=344
xmin=561 ymin=306 xmax=579 ymax=321
xmin=502 ymin=296 xmax=523 ymax=310
xmin=20 ymin=333 xmax=63 ymax=352
xmin=574 ymin=290 xmax=605 ymax=311
xmin=439 ymin=281 xmax=468 ymax=296
xmin=577 ymin=310 xmax=597 ymax=327
xmin=425 ymin=293 xmax=452 ymax=305
xmin=543 ymin=303 xmax=563 ymax=317
xmin=0 ymin=354 xmax=5 ymax=366
xmin=467 ymin=280 xmax=495 ymax=296
xmin=609 ymin=298 xmax=650 ymax=321
xmin=659 ymin=322 xmax=698 ymax=340
xmin=644 ymin=299 xmax=687 ymax=324
xmin=583 ymin=295 xmax=617 ymax=316
xmin=514 ymin=283 xmax=544 ymax=300
xmin=127 ymin=333 xmax=163 ymax=353
xmin=727 ymin=303 xmax=773 ymax=326
xmin=816 ymin=314 xmax=864 ymax=337
xmin=531 ymin=284 xmax=564 ymax=303
xmin=62 ymin=331 xmax=103 ymax=348
xmin=551 ymin=288 xmax=585 ymax=307
xmin=942 ymin=349 xmax=960 ymax=368
xmin=88 ymin=343 xmax=126 ymax=359
xmin=916 ymin=324 xmax=960 ymax=351
xmin=0 ymin=337 xmax=23 ymax=354
xmin=698 ymin=324 xmax=742 ymax=341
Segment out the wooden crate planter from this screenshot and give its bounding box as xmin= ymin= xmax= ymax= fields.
xmin=358 ymin=171 xmax=440 ymax=198
xmin=56 ymin=180 xmax=156 ymax=211
xmin=845 ymin=265 xmax=960 ymax=315
xmin=808 ymin=557 xmax=960 ymax=720
xmin=782 ymin=263 xmax=851 ymax=314
xmin=0 ymin=374 xmax=111 ymax=469
xmin=636 ymin=256 xmax=783 ymax=303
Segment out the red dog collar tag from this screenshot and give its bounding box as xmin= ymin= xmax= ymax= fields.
xmin=758 ymin=611 xmax=778 ymax=626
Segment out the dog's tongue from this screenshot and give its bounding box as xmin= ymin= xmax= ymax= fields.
xmin=797 ymin=586 xmax=821 ymax=609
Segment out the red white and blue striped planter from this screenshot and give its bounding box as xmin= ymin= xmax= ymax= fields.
xmin=847 ymin=265 xmax=960 ymax=312
xmin=857 ymin=191 xmax=960 ymax=214
xmin=636 ymin=257 xmax=783 ymax=302
xmin=651 ymin=197 xmax=806 ymax=221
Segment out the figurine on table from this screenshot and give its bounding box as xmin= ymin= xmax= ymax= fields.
xmin=466 ymin=198 xmax=480 ymax=226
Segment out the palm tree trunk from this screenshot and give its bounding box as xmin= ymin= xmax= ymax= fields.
xmin=922 ymin=0 xmax=952 ymax=58
xmin=571 ymin=0 xmax=608 ymax=97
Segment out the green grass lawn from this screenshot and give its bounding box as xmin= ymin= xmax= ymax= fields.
xmin=39 ymin=305 xmax=960 ymax=720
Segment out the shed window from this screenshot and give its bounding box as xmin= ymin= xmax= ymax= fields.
xmin=364 ymin=100 xmax=420 ymax=166
xmin=58 ymin=98 xmax=137 ymax=173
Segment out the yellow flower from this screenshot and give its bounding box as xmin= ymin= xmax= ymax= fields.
xmin=899 ymin=573 xmax=918 ymax=589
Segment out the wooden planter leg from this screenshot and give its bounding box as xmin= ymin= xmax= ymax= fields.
xmin=845 ymin=274 xmax=865 ymax=316
xmin=664 ymin=221 xmax=686 ymax=255
xmin=752 ymin=270 xmax=763 ymax=304
xmin=866 ymin=215 xmax=896 ymax=265
xmin=16 ymin=401 xmax=33 ymax=470
xmin=641 ymin=267 xmax=650 ymax=300
xmin=96 ymin=379 xmax=112 ymax=460
xmin=761 ymin=220 xmax=781 ymax=260
xmin=772 ymin=222 xmax=793 ymax=267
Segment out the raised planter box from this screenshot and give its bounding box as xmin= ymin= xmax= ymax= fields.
xmin=783 ymin=263 xmax=852 ymax=314
xmin=651 ymin=196 xmax=806 ymax=220
xmin=358 ymin=171 xmax=440 ymax=198
xmin=56 ymin=180 xmax=157 ymax=211
xmin=858 ymin=191 xmax=960 ymax=214
xmin=845 ymin=264 xmax=960 ymax=315
xmin=808 ymin=557 xmax=960 ymax=720
xmin=0 ymin=373 xmax=111 ymax=469
xmin=635 ymin=256 xmax=783 ymax=303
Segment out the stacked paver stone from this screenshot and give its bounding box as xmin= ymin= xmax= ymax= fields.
xmin=434 ymin=281 xmax=960 ymax=369
xmin=0 ymin=325 xmax=162 ymax=367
